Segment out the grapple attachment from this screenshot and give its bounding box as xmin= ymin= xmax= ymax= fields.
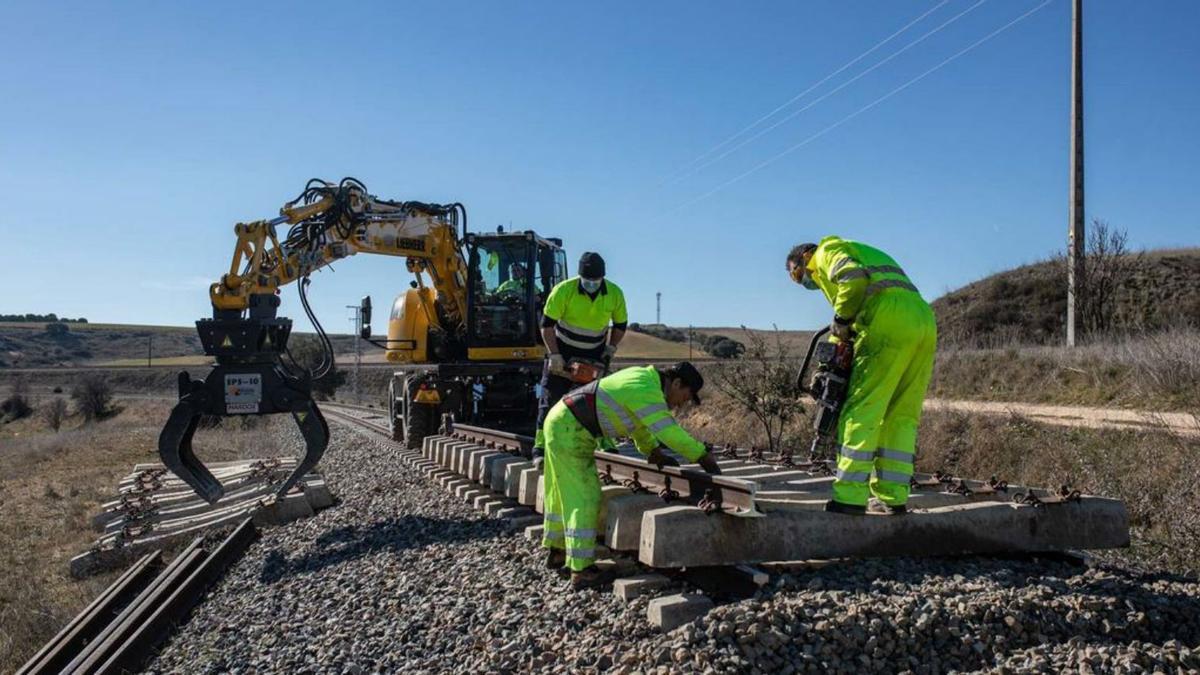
xmin=158 ymin=312 xmax=329 ymax=504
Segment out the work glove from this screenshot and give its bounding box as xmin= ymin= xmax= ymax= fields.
xmin=830 ymin=316 xmax=853 ymax=342
xmin=697 ymin=447 xmax=722 ymax=475
xmin=547 ymin=353 xmax=568 ymax=377
xmin=603 ymin=344 xmax=618 ymax=364
xmin=646 ymin=447 xmax=680 ymax=468
xmin=531 ymin=448 xmax=545 ymax=470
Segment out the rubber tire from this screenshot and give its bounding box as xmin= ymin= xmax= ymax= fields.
xmin=404 ymin=399 xmax=433 ymax=450
xmin=388 ymin=380 xmax=403 ymax=442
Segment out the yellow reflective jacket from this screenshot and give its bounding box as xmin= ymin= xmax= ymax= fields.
xmin=806 ymin=236 xmax=923 ymax=323
xmin=543 ymin=277 xmax=628 ymax=353
xmin=594 ymin=366 xmax=706 ymax=461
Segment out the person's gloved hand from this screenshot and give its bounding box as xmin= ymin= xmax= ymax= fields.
xmin=603 ymin=344 xmax=618 ymax=363
xmin=646 ymin=447 xmax=680 ymax=468
xmin=548 ymin=353 xmax=567 ymax=376
xmin=697 ymin=445 xmax=722 ymax=475
xmin=830 ymin=316 xmax=853 ymax=341
xmin=531 ymin=448 xmax=545 ymax=470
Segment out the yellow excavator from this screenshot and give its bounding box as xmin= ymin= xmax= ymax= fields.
xmin=159 ymin=177 xmax=564 ymax=503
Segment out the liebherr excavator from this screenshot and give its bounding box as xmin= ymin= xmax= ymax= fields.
xmin=159 ymin=177 xmax=565 ymax=503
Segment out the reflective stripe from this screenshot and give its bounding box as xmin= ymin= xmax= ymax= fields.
xmin=597 ymin=389 xmax=635 ymax=430
xmin=564 ymin=528 xmax=596 ymax=539
xmin=865 ymin=279 xmax=919 ymax=297
xmin=877 ymin=448 xmax=913 ymax=463
xmin=839 ymin=446 xmax=874 ymax=462
xmin=836 ymin=469 xmax=870 ymax=482
xmin=597 ymin=413 xmax=620 ymax=439
xmin=635 ymin=403 xmax=669 ymax=419
xmin=864 ymin=264 xmax=906 ymax=277
xmin=835 ymin=268 xmax=868 ymax=281
xmin=544 ymin=513 xmax=563 ymax=523
xmin=830 ymin=257 xmax=855 ymax=277
xmin=877 ymin=469 xmax=912 ymax=483
xmin=567 ymin=547 xmax=595 ymax=559
xmin=554 ymin=331 xmax=604 ymax=350
xmin=557 ymin=319 xmax=607 ymax=338
xmin=648 ymin=418 xmax=676 ymax=434
xmin=543 ymin=530 xmax=564 ymax=540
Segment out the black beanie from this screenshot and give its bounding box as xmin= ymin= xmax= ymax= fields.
xmin=579 ymin=252 xmax=606 ymax=278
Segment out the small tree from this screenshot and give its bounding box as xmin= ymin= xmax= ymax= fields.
xmin=710 ymin=326 xmax=805 ymax=456
xmin=72 ymin=375 xmax=113 ymax=421
xmin=44 ymin=322 xmax=70 ymax=337
xmin=45 ymin=397 xmax=68 ymax=431
xmin=1078 ymin=219 xmax=1141 ymax=336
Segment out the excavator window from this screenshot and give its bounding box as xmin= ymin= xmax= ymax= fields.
xmin=467 ymin=236 xmax=536 ymax=346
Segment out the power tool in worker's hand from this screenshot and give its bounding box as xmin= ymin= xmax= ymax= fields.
xmin=797 ymin=326 xmax=854 ymax=461
xmin=566 ymin=357 xmax=609 ymax=384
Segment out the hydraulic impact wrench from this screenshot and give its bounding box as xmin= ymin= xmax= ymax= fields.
xmin=797 ymin=325 xmax=854 ymax=463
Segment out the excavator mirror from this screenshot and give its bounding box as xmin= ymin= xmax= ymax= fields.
xmin=359 ymin=296 xmax=372 ymax=339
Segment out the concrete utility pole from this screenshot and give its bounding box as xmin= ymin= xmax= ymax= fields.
xmin=346 ymin=305 xmax=363 ymax=403
xmin=1067 ymin=0 xmax=1085 ymax=347
xmin=656 ymin=292 xmax=662 ymax=325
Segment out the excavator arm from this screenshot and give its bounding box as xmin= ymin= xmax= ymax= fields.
xmin=159 ymin=178 xmax=470 ymax=503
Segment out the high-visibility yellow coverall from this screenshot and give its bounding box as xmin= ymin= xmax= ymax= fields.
xmin=806 ymin=236 xmax=937 ymax=507
xmin=542 ymin=366 xmax=707 ymax=571
xmin=534 ymin=277 xmax=628 ymax=451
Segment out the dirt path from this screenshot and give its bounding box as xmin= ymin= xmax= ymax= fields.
xmin=926 ymin=398 xmax=1199 ymax=437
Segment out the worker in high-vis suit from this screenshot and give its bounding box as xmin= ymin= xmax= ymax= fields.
xmin=542 ymin=362 xmax=722 ymax=589
xmin=533 ymin=252 xmax=627 ymax=465
xmin=785 ymin=236 xmax=937 ymax=515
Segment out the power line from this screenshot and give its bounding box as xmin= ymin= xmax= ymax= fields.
xmin=664 ymin=0 xmax=952 ymax=185
xmin=669 ymin=0 xmax=990 ymax=185
xmin=658 ymin=0 xmax=1055 ymax=218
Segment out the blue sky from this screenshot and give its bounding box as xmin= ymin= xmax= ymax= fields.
xmin=1 ymin=0 xmax=1197 ymax=333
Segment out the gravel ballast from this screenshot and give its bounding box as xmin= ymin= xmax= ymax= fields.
xmin=149 ymin=427 xmax=1200 ymax=674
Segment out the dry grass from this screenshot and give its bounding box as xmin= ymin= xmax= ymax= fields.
xmin=931 ymin=327 xmax=1200 ymax=411
xmin=0 ymin=398 xmax=294 ymax=672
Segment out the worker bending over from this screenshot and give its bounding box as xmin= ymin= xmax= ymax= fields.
xmin=533 ymin=252 xmax=627 ymax=464
xmin=542 ymin=362 xmax=722 ymax=589
xmin=786 ymin=236 xmax=937 ymax=515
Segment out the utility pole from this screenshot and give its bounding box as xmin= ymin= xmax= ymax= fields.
xmin=346 ymin=304 xmax=363 ymax=403
xmin=656 ymin=292 xmax=662 ymax=325
xmin=1067 ymin=0 xmax=1085 ymax=347
xmin=147 ymin=334 xmax=152 ymax=367
xmin=687 ymin=325 xmax=693 ymax=359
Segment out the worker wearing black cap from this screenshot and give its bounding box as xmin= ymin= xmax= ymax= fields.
xmin=533 ymin=252 xmax=628 ymax=463
xmin=541 ymin=361 xmax=723 ymax=588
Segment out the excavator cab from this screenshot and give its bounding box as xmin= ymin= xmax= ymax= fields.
xmin=158 ymin=293 xmax=328 ymax=504
xmin=465 ymin=230 xmax=566 ymax=353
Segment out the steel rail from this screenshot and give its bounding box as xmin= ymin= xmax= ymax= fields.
xmin=447 ymin=421 xmax=759 ymax=516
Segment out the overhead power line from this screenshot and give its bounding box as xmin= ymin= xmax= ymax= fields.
xmin=670 ymin=0 xmax=991 ymax=185
xmin=664 ymin=0 xmax=952 ymax=185
xmin=659 ymin=0 xmax=1056 ymax=218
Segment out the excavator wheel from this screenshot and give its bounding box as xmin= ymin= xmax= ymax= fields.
xmin=404 ymin=403 xmax=433 ymax=450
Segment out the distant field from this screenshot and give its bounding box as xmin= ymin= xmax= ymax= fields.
xmin=694 ymin=326 xmax=816 ymax=355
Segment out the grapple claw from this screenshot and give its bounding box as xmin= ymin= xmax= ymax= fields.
xmin=158 ymin=309 xmax=328 ymax=504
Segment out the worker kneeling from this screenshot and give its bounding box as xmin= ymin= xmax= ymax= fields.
xmin=786 ymin=237 xmax=937 ymax=515
xmin=541 ymin=362 xmax=721 ymax=589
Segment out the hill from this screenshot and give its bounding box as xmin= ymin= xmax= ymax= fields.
xmin=0 ymin=321 xmax=693 ymax=368
xmin=932 ymin=248 xmax=1200 ymax=346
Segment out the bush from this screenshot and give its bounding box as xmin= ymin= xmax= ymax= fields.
xmin=709 ymin=327 xmax=805 ymax=455
xmin=1 ymin=380 xmax=33 ymax=423
xmin=71 ymin=376 xmax=113 ymax=421
xmin=44 ymin=398 xmax=68 ymax=431
xmin=44 ymin=322 xmax=70 ymax=337
xmin=706 ymin=337 xmax=745 ymax=359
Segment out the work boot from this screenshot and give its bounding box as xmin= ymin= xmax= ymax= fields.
xmin=570 ymin=567 xmax=616 ymax=591
xmin=823 ymin=500 xmax=867 ymax=516
xmin=879 ymin=503 xmax=907 ymax=515
xmin=544 ymin=548 xmax=565 ymax=569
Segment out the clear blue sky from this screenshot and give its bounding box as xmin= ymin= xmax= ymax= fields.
xmin=2 ymin=0 xmax=1197 ymax=334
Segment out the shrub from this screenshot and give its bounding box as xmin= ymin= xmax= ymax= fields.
xmin=71 ymin=376 xmax=113 ymax=421
xmin=286 ymin=336 xmax=347 ymax=400
xmin=44 ymin=398 xmax=68 ymax=432
xmin=1 ymin=380 xmax=33 ymax=423
xmin=44 ymin=322 xmax=70 ymax=337
xmin=709 ymin=327 xmax=805 ymax=455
